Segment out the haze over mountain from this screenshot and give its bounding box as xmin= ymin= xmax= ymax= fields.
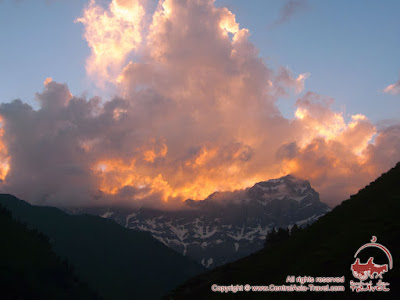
xmin=80 ymin=174 xmax=330 ymax=268
xmin=0 ymin=194 xmax=204 ymax=300
xmin=167 ymin=162 xmax=400 ymax=299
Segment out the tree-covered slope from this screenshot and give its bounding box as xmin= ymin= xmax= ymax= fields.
xmin=0 ymin=205 xmax=98 ymax=300
xmin=0 ymin=195 xmax=204 ymax=300
xmin=167 ymin=162 xmax=400 ymax=299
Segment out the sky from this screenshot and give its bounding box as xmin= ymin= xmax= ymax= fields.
xmin=1 ymin=0 xmax=399 ymax=121
xmin=0 ymin=0 xmax=399 ymax=208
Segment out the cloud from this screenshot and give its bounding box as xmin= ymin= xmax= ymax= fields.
xmin=75 ymin=0 xmax=146 ymax=88
xmin=0 ymin=0 xmax=399 ymax=209
xmin=8 ymin=0 xmax=63 ymax=4
xmin=276 ymin=92 xmax=400 ymax=206
xmin=274 ymin=67 xmax=310 ymax=96
xmin=383 ymin=77 xmax=400 ymax=95
xmin=271 ymin=0 xmax=309 ymax=27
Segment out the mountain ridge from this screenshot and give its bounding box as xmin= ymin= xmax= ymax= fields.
xmin=0 ymin=203 xmax=99 ymax=300
xmin=79 ymin=174 xmax=330 ymax=268
xmin=0 ymin=194 xmax=204 ymax=300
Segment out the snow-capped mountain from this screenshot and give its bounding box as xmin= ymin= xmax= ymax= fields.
xmin=80 ymin=175 xmax=330 ymax=268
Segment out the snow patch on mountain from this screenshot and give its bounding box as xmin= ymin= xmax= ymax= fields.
xmin=82 ymin=174 xmax=330 ymax=269
xmin=100 ymin=211 xmax=113 ymax=218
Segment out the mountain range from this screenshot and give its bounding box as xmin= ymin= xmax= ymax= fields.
xmin=0 ymin=195 xmax=204 ymax=300
xmin=79 ymin=175 xmax=331 ymax=268
xmin=167 ymin=162 xmax=400 ymax=299
xmin=2 ymin=163 xmax=399 ymax=299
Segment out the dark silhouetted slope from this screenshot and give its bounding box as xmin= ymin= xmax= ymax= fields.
xmin=0 ymin=195 xmax=204 ymax=300
xmin=0 ymin=204 xmax=98 ymax=300
xmin=167 ymin=162 xmax=400 ymax=299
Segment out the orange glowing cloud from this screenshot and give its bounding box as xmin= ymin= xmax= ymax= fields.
xmin=44 ymin=77 xmax=53 ymax=86
xmin=294 ymin=93 xmax=376 ymax=157
xmin=294 ymin=92 xmax=371 ymax=145
xmin=75 ymin=0 xmax=145 ymax=87
xmin=0 ymin=117 xmax=10 ymax=182
xmin=277 ymin=92 xmax=383 ymax=205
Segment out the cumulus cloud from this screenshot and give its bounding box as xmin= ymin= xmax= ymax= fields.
xmin=274 ymin=67 xmax=310 ymax=96
xmin=276 ymin=92 xmax=400 ymax=206
xmin=75 ymin=0 xmax=146 ymax=88
xmin=0 ymin=0 xmax=399 ymax=209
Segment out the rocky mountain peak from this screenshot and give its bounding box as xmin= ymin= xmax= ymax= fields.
xmin=79 ymin=174 xmax=330 ymax=268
